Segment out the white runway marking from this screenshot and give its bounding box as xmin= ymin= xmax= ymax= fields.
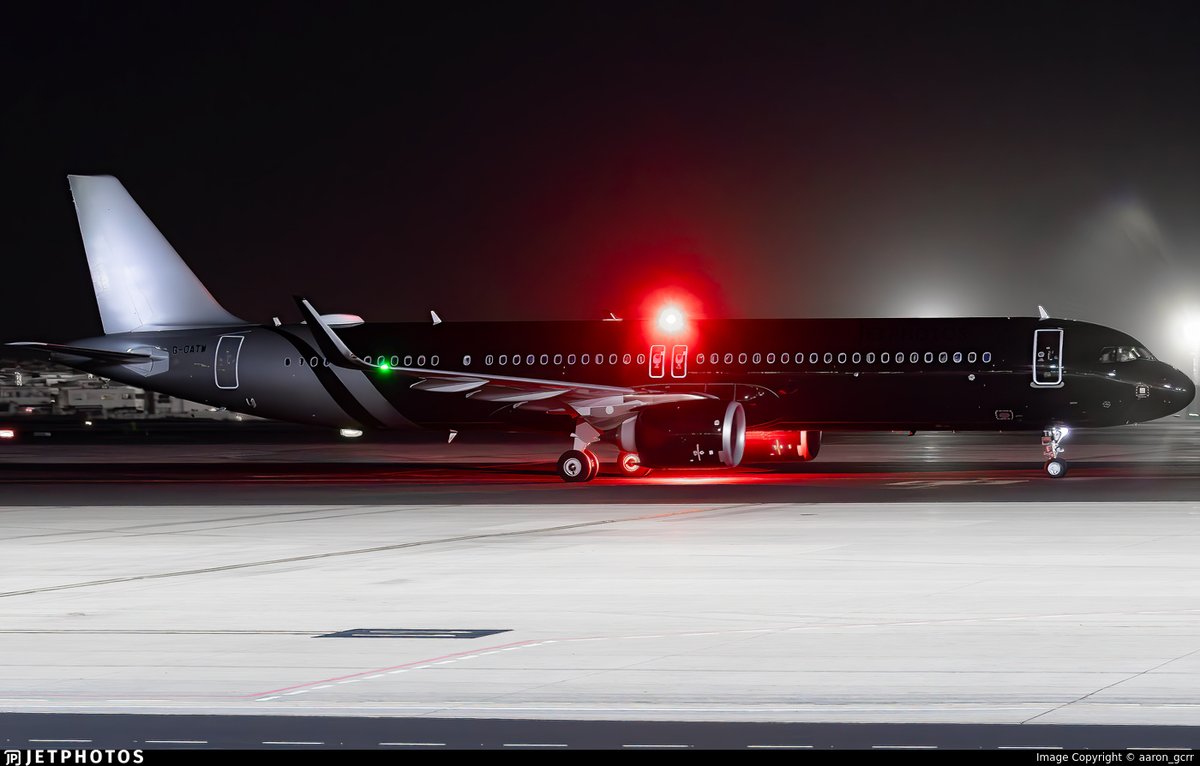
xmin=379 ymin=742 xmax=445 ymax=747
xmin=145 ymin=740 xmax=207 ymax=745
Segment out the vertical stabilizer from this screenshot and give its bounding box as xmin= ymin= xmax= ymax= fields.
xmin=68 ymin=175 xmax=245 ymax=333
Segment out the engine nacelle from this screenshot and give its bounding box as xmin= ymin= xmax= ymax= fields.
xmin=743 ymin=429 xmax=822 ymax=462
xmin=615 ymin=400 xmax=746 ymax=469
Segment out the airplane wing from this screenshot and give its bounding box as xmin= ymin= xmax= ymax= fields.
xmin=294 ymin=297 xmax=706 ymax=425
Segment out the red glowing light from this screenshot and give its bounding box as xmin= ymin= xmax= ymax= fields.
xmin=639 ymin=287 xmax=703 ymax=346
xmin=657 ymin=304 xmax=685 ymax=333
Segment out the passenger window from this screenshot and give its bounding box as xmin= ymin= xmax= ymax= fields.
xmin=431 ymin=355 xmax=439 ymax=367
xmin=637 ymin=354 xmax=645 ymax=365
xmin=609 ymin=353 xmax=618 ymax=365
xmin=781 ymin=352 xmax=790 ymax=364
xmin=553 ymin=354 xmax=562 ymax=365
xmin=539 ymin=354 xmax=548 ymax=365
xmin=823 ymin=352 xmax=832 ymax=364
xmin=738 ymin=353 xmax=748 ymax=364
xmin=953 ymin=352 xmax=962 ymax=363
xmin=417 ymin=355 xmax=426 ymax=366
xmin=623 ymin=353 xmax=631 ymax=364
xmin=938 ymin=352 xmax=948 ymax=363
xmin=968 ymin=352 xmax=977 ymax=363
xmin=527 ymin=354 xmax=536 ymax=365
xmin=568 ymin=354 xmax=576 ymax=365
xmin=909 ymin=352 xmax=919 ymax=363
xmin=498 ymin=354 xmax=507 ymax=365
xmin=753 ymin=353 xmax=762 ymax=364
xmin=581 ymin=354 xmax=589 ymax=364
xmin=924 ymin=352 xmax=933 ymax=363
xmin=837 ymin=352 xmax=846 ymax=363
xmin=486 ymin=354 xmax=494 ymax=365
xmin=710 ymin=353 xmax=718 ymax=364
xmin=767 ymin=353 xmax=775 ymax=364
xmin=982 ymin=352 xmax=992 ymax=363
xmin=881 ymin=352 xmax=889 ymax=363
xmin=725 ymin=353 xmax=733 ymax=364
xmin=866 ymin=352 xmax=874 ymax=363
xmin=852 ymin=352 xmax=861 ymax=364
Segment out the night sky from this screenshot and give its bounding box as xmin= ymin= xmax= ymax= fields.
xmin=5 ymin=2 xmax=1200 ymax=367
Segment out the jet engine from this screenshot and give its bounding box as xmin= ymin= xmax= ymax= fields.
xmin=613 ymin=400 xmax=746 ymax=469
xmin=743 ymin=429 xmax=822 ymax=462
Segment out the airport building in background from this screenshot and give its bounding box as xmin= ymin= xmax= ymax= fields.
xmin=0 ymin=361 xmax=251 ymax=421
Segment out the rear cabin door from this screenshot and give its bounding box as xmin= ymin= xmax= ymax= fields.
xmin=215 ymin=335 xmax=244 ymax=390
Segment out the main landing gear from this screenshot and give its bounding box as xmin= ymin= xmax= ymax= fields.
xmin=557 ymin=421 xmax=602 ymax=483
xmin=617 ymin=451 xmax=651 ymax=478
xmin=555 ymin=449 xmax=652 ymax=481
xmin=556 ymin=449 xmax=599 ymax=483
xmin=1041 ymin=426 xmax=1070 ymax=478
xmin=555 ymin=421 xmax=652 ymax=482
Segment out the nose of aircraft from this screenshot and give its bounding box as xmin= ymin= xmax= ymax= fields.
xmin=1165 ymin=365 xmax=1196 ymax=413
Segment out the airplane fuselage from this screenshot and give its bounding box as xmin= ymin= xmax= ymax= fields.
xmin=72 ymin=316 xmax=1195 ymax=434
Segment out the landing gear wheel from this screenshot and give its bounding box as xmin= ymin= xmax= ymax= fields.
xmin=557 ymin=450 xmax=597 ymax=483
xmin=1044 ymin=459 xmax=1068 ymax=478
xmin=585 ymin=449 xmax=600 ymax=480
xmin=617 ymin=451 xmax=651 ymax=478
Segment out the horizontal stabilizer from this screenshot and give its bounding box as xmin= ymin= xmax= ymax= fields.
xmin=5 ymin=342 xmax=154 ymax=364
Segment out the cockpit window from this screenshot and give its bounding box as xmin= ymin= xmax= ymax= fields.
xmin=1098 ymin=346 xmax=1156 ymax=363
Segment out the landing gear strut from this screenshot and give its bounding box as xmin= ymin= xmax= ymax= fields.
xmin=1041 ymin=426 xmax=1070 ymax=478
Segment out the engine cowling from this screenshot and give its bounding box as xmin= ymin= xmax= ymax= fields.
xmin=743 ymin=429 xmax=822 ymax=462
xmin=614 ymin=400 xmax=746 ymax=469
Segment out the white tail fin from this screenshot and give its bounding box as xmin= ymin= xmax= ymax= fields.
xmin=68 ymin=175 xmax=245 ymax=334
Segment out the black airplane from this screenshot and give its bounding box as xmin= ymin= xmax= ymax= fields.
xmin=7 ymin=176 xmax=1194 ymax=481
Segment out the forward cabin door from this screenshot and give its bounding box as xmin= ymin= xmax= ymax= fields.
xmin=1032 ymin=328 xmax=1064 ymax=387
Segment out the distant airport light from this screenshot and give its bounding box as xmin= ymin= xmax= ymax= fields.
xmin=0 ymin=429 xmax=14 ymax=440
xmin=339 ymin=428 xmax=364 ymax=438
xmin=1182 ymin=315 xmax=1200 ymax=346
xmin=657 ymin=304 xmax=686 ymax=333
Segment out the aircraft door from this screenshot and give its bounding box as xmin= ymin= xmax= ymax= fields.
xmin=215 ymin=335 xmax=244 ymax=390
xmin=1032 ymin=328 xmax=1063 ymax=387
xmin=671 ymin=344 xmax=689 ymax=378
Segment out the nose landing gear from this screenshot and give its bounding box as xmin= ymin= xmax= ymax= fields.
xmin=1042 ymin=426 xmax=1070 ymax=478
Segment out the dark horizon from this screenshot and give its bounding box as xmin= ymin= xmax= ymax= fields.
xmin=6 ymin=2 xmax=1200 ymax=369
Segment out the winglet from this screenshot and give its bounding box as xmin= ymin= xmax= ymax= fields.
xmin=1037 ymin=305 xmax=1050 ymax=320
xmin=293 ymin=297 xmax=376 ymax=370
xmin=431 ymin=310 xmax=442 ymax=326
